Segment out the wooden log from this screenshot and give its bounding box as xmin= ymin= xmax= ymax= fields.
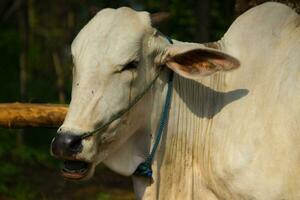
xmin=0 ymin=103 xmax=68 ymax=128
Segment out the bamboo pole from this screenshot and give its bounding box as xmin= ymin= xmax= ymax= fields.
xmin=0 ymin=103 xmax=68 ymax=128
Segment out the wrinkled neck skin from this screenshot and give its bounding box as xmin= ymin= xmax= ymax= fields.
xmin=131 ymin=72 xmax=221 ymax=200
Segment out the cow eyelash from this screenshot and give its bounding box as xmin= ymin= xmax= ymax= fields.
xmin=122 ymin=60 xmax=139 ymax=71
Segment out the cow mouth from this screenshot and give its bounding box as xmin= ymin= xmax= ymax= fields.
xmin=61 ymin=160 xmax=92 ymax=180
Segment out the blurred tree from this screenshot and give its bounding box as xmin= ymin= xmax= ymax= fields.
xmin=194 ymin=0 xmax=210 ymax=42
xmin=0 ymin=0 xmax=21 ymax=21
xmin=18 ymin=0 xmax=30 ymax=103
xmin=17 ymin=0 xmax=31 ymax=146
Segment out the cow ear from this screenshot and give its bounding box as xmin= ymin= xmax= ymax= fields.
xmin=163 ymin=45 xmax=240 ymax=80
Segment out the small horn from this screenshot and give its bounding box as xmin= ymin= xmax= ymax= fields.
xmin=150 ymin=12 xmax=171 ymax=25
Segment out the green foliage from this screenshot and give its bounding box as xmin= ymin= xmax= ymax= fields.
xmin=0 ymin=145 xmax=39 ymax=199
xmin=96 ymin=192 xmax=111 ymax=200
xmin=0 ymin=129 xmax=59 ymax=199
xmin=11 ymin=145 xmax=53 ymax=166
xmin=0 ymin=29 xmax=21 ymax=101
xmin=0 ymin=163 xmax=21 ymax=180
xmin=9 ymin=183 xmax=38 ymax=200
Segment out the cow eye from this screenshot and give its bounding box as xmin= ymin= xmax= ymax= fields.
xmin=122 ymin=61 xmax=138 ymax=71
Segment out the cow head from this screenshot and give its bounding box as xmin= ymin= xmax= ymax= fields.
xmin=50 ymin=7 xmax=239 ymax=180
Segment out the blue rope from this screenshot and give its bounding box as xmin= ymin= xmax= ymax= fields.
xmin=134 ymin=73 xmax=173 ymax=178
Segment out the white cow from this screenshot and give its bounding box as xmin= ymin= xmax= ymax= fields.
xmin=51 ymin=2 xmax=300 ymax=199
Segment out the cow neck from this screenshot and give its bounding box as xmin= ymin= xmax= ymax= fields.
xmin=134 ymin=71 xmax=173 ymax=177
xmin=133 ymin=36 xmax=174 ymax=178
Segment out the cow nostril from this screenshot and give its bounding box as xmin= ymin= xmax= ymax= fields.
xmin=69 ymin=138 xmax=83 ymax=153
xmin=51 ymin=134 xmax=83 ymax=157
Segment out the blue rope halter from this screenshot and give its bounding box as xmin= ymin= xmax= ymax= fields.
xmin=133 ymin=35 xmax=174 ymax=178
xmin=134 ymin=72 xmax=173 ymax=178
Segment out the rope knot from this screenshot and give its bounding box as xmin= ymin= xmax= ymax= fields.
xmin=134 ymin=162 xmax=152 ymax=177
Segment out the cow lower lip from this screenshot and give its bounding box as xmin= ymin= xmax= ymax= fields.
xmin=61 ymin=160 xmax=91 ymax=180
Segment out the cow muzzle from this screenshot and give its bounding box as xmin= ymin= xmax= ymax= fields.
xmin=51 ymin=133 xmax=93 ymax=180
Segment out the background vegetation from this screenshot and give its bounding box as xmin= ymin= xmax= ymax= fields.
xmin=0 ymin=0 xmax=298 ymax=199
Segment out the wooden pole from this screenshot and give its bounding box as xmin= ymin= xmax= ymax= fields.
xmin=0 ymin=103 xmax=68 ymax=128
